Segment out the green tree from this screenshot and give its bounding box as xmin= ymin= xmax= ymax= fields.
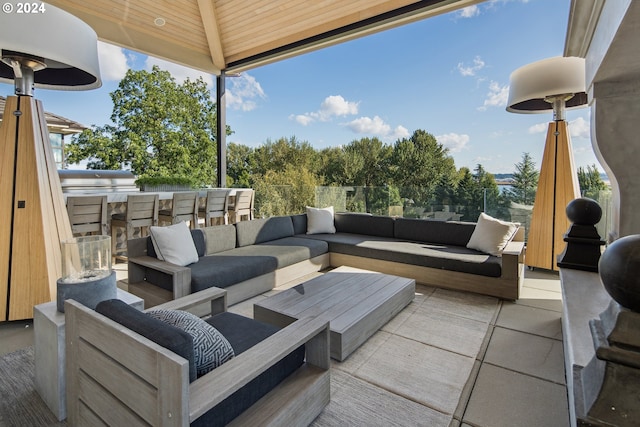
xmin=578 ymin=164 xmax=607 ymax=199
xmin=251 ymin=136 xmax=318 ymax=176
xmin=505 ymin=152 xmax=539 ymax=205
xmin=391 ymin=129 xmax=457 ymax=208
xmin=342 ymin=137 xmax=392 ymax=212
xmin=252 ymin=165 xmax=319 ymax=217
xmin=66 ymin=66 xmax=230 ymax=186
xmin=227 ymin=142 xmax=254 ymax=188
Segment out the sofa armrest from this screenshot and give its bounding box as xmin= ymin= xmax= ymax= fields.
xmin=501 ymin=238 xmax=526 ymax=283
xmin=189 ymin=316 xmax=330 ymax=422
xmin=150 ymin=287 xmax=227 ymax=316
xmin=128 ymin=255 xmax=192 ymax=299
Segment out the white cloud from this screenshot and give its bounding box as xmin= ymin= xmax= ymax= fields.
xmin=569 ymin=116 xmax=590 ymax=139
xmin=227 ymin=73 xmax=266 ymax=111
xmin=97 ymin=42 xmax=129 ymax=81
xmin=347 ymin=116 xmax=409 ymax=139
xmin=528 ymin=122 xmax=548 ymax=134
xmin=436 ymin=133 xmax=470 ymax=153
xmin=457 ymin=5 xmax=480 ymax=18
xmin=291 ymin=114 xmax=314 ymax=126
xmin=145 ymin=56 xmax=214 ymax=87
xmin=457 ymin=56 xmax=485 ymax=77
xmin=293 ymin=95 xmax=359 ymax=125
xmin=478 ymin=81 xmax=509 ymax=111
xmin=528 ymin=116 xmax=590 ymax=139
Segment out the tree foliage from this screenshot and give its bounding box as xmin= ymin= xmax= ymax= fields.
xmin=504 ymin=152 xmax=539 ymax=205
xmin=578 ymin=164 xmax=607 ymax=199
xmin=66 ymin=66 xmax=229 ymax=187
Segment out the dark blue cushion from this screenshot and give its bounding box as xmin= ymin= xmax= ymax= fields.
xmin=334 ymin=212 xmax=395 ymax=238
xmin=290 ymin=214 xmax=308 ymax=235
xmin=192 ymin=312 xmax=305 ymax=427
xmin=189 ymin=254 xmax=277 ymax=292
xmin=95 ymin=299 xmax=197 ymax=382
xmin=235 ymin=216 xmax=294 ymax=247
xmin=394 ymin=218 xmax=476 ymax=246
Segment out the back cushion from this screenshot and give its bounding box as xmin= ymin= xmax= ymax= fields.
xmin=147 ymin=229 xmax=205 ymax=258
xmin=290 ymin=214 xmax=308 ymax=235
xmin=202 ymin=224 xmax=237 ymax=255
xmin=334 ymin=213 xmax=395 ymax=238
xmin=96 ymin=299 xmax=197 ymax=382
xmin=235 ymin=216 xmax=294 ymax=247
xmin=394 ymin=218 xmax=476 ymax=246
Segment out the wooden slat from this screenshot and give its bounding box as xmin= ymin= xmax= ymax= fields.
xmin=0 ymin=97 xmax=17 ymax=321
xmin=526 ymin=121 xmax=580 ymax=271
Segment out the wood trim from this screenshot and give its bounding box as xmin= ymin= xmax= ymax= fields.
xmin=197 ymin=0 xmax=226 ymax=70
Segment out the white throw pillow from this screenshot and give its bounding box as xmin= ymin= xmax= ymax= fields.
xmin=150 ymin=222 xmax=199 ymax=266
xmin=466 ymin=213 xmax=519 ymax=256
xmin=306 ymin=206 xmax=336 ymax=234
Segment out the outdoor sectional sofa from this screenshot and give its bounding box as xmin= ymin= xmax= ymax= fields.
xmin=127 ymin=212 xmax=526 ymax=308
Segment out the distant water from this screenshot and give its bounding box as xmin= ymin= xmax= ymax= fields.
xmin=498 ymin=184 xmax=512 ymax=194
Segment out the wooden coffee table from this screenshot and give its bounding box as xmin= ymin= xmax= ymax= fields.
xmin=254 ymin=266 xmax=415 ymax=361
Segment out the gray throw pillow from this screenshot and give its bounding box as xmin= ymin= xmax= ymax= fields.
xmin=147 ymin=309 xmax=234 ymax=376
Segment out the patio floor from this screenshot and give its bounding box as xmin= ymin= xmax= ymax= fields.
xmin=0 ymin=266 xmax=568 ymax=426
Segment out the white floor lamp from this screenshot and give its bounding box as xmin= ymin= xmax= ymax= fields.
xmin=507 ymin=56 xmax=588 ymax=271
xmin=0 ymin=5 xmax=101 ymax=320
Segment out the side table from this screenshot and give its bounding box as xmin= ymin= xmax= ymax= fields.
xmin=34 ymin=289 xmax=144 ymax=421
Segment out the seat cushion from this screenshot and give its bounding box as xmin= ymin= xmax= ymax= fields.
xmin=95 ymin=299 xmax=197 ymax=382
xmin=304 ymin=232 xmax=502 ymax=277
xmin=192 ymin=312 xmax=305 ymax=427
xmin=188 ymin=253 xmax=278 ymax=293
xmin=227 ymin=237 xmax=328 ymax=268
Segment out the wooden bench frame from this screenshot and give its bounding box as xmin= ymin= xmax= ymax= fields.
xmin=65 ymin=287 xmax=330 ymax=426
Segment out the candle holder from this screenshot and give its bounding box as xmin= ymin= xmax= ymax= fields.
xmin=56 ymin=235 xmax=116 ymax=312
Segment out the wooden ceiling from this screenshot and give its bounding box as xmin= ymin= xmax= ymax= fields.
xmin=46 ymin=0 xmax=482 ymax=75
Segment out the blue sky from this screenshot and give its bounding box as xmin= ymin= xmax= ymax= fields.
xmin=0 ymin=0 xmax=600 ymax=175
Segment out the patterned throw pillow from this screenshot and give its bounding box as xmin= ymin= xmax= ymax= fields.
xmin=147 ymin=309 xmax=234 ymax=376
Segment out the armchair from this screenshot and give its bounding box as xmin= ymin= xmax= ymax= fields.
xmin=65 ymin=287 xmax=330 ymax=426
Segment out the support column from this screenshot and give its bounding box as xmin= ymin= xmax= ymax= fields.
xmin=216 ymin=72 xmax=227 ymax=188
xmin=591 ymin=80 xmax=640 ymax=240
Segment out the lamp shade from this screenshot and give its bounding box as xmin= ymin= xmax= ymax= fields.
xmin=506 ymin=56 xmax=587 ymax=113
xmin=0 ymin=3 xmax=101 ymax=90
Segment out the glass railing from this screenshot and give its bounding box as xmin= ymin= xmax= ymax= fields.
xmin=250 ymin=185 xmax=613 ymax=244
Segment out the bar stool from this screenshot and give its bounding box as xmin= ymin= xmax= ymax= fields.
xmin=66 ymin=195 xmax=108 ymax=236
xmin=228 ymin=189 xmax=254 ymax=223
xmin=198 ymin=189 xmax=230 ymax=227
xmin=158 ymin=191 xmax=199 ymax=229
xmin=111 ymin=194 xmax=159 ymax=262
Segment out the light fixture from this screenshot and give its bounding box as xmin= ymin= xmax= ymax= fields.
xmin=0 ymin=4 xmax=101 ymax=321
xmin=507 ymin=56 xmax=587 ymax=271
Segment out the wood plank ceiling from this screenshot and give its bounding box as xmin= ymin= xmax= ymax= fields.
xmin=46 ymin=0 xmax=483 ymax=75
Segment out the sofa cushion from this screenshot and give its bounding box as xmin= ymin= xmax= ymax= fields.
xmin=193 ymin=312 xmax=305 ymax=427
xmin=466 ymin=213 xmax=519 ymax=256
xmin=150 ymin=222 xmax=199 ymax=266
xmin=147 ymin=228 xmax=206 ymax=259
xmin=147 ymin=309 xmax=234 ymax=377
xmin=202 ymin=224 xmax=237 ymax=255
xmin=394 ymin=217 xmax=476 ymax=247
xmin=235 ymin=216 xmax=294 ymax=247
xmin=230 ymin=236 xmax=329 ymax=268
xmin=189 ymin=253 xmax=278 ymax=293
xmin=304 ymin=232 xmax=502 ymax=277
xmin=95 ymin=299 xmax=197 ymax=382
xmin=290 ymin=214 xmax=308 ymax=235
xmin=306 ymin=206 xmax=336 ymax=234
xmin=334 ymin=212 xmax=395 ymax=238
